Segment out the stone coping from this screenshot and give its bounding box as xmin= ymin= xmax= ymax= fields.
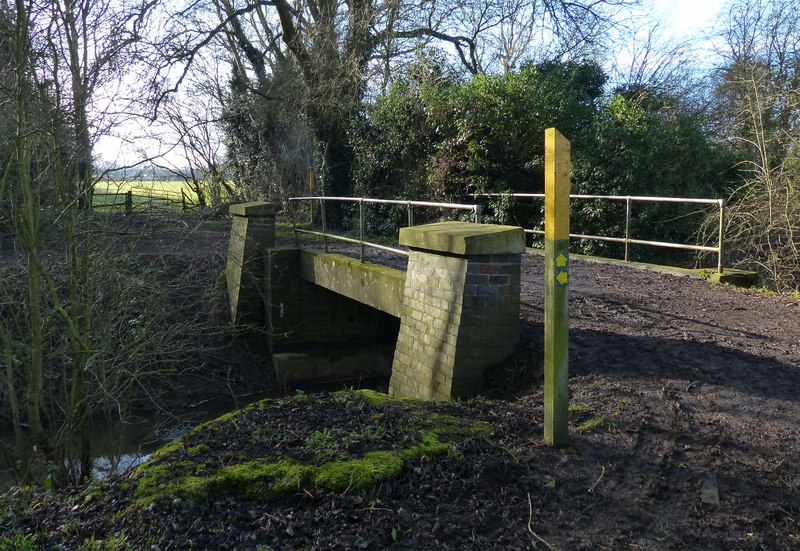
xmin=399 ymin=221 xmax=524 ymax=256
xmin=229 ymin=202 xmax=278 ymax=217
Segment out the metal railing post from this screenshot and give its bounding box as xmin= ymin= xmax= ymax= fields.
xmin=320 ymin=198 xmax=328 ymax=253
xmin=359 ymin=198 xmax=365 ymax=261
xmin=284 ymin=196 xmax=508 ymax=258
xmin=289 ymin=199 xmax=300 ymax=247
xmin=624 ymin=196 xmax=632 ymax=262
xmin=718 ymin=199 xmax=726 ymax=274
xmin=309 ymin=170 xmax=316 ymax=224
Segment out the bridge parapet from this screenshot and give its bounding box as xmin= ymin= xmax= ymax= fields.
xmin=390 ymin=222 xmax=524 ymax=400
xmin=226 ymin=202 xmax=277 ymax=325
xmin=298 ymin=251 xmax=405 ymax=317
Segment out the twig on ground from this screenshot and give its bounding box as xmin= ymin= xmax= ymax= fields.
xmin=527 ymin=492 xmax=558 ymax=551
xmin=614 ymin=426 xmax=635 ymax=442
xmin=588 ymin=465 xmax=605 ymax=493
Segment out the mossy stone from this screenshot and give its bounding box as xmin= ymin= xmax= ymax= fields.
xmin=314 ymin=452 xmax=404 ymax=492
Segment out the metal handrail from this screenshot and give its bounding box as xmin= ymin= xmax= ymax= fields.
xmin=287 ymin=193 xmax=726 ymax=273
xmin=287 ymin=196 xmax=482 ymax=261
xmin=474 ymin=193 xmax=726 ymax=274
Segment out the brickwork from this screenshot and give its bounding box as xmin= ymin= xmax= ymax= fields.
xmin=390 ymin=252 xmax=467 ymax=399
xmin=390 ymin=223 xmax=524 ymax=400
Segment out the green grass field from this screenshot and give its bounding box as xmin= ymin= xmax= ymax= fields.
xmin=93 ymin=180 xmax=207 ymax=213
xmin=94 ymin=180 xmax=190 ymax=199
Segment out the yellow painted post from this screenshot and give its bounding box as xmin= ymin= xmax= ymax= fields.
xmin=544 ymin=127 xmax=570 ymax=447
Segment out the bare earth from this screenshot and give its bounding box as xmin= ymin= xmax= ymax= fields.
xmin=513 ymin=254 xmax=800 ymax=549
xmin=2 ymin=224 xmax=800 ymax=550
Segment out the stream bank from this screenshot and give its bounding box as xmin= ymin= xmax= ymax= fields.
xmin=3 ymin=223 xmax=800 ymax=549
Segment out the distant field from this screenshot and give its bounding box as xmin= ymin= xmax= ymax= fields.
xmin=93 ymin=180 xmax=200 ymax=213
xmin=94 ymin=180 xmax=191 ymax=199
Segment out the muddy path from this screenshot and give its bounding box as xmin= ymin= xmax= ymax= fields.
xmin=268 ymin=238 xmax=800 ymax=549
xmin=292 ymin=242 xmax=800 ymax=549
xmin=513 ymin=254 xmax=800 ymax=549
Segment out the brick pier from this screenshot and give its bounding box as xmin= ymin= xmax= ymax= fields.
xmin=389 ymin=222 xmax=524 ymax=400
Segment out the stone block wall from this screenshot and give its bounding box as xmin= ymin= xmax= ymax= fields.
xmin=226 ymin=202 xmax=277 ymax=325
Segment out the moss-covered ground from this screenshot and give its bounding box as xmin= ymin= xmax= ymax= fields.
xmin=132 ymin=390 xmax=493 ymax=508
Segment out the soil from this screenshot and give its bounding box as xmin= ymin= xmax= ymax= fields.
xmin=2 ymin=222 xmax=800 ymax=550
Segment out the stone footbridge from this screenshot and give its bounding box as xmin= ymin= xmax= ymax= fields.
xmin=226 ymin=202 xmax=524 ymax=400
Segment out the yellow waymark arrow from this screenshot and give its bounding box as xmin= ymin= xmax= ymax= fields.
xmin=556 ymin=271 xmax=569 ymax=285
xmin=555 ymin=253 xmax=568 ymax=268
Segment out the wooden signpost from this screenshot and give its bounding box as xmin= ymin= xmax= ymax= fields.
xmin=544 ymin=127 xmax=570 ymax=447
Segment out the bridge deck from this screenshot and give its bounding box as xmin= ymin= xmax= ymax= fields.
xmin=298 ymin=249 xmax=406 ymax=317
xmin=294 ymin=241 xmax=798 ymax=384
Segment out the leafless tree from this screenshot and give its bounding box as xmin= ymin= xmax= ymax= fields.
xmin=451 ymin=0 xmax=633 ymax=74
xmin=155 ymin=68 xmax=234 ymax=207
xmin=710 ymin=0 xmax=800 ymax=288
xmin=0 ymin=0 xmax=188 ymax=486
xmin=143 ymin=0 xmax=638 ymax=203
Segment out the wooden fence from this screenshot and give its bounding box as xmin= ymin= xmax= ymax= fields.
xmin=92 ymin=188 xmax=200 ymax=215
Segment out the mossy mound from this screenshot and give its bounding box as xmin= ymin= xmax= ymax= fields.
xmin=132 ymin=390 xmax=493 ymax=508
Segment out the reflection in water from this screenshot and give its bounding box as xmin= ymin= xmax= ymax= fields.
xmin=90 ymin=424 xmax=191 ymax=480
xmin=1 ymin=378 xmax=387 ymax=491
xmin=0 ymin=392 xmax=270 ymax=492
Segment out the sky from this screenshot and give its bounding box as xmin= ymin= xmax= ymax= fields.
xmin=95 ymin=0 xmax=732 ymax=169
xmin=651 ymin=0 xmax=726 ymax=43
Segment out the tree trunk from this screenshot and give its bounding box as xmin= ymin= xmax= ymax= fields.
xmin=316 ymin=122 xmax=355 ymax=227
